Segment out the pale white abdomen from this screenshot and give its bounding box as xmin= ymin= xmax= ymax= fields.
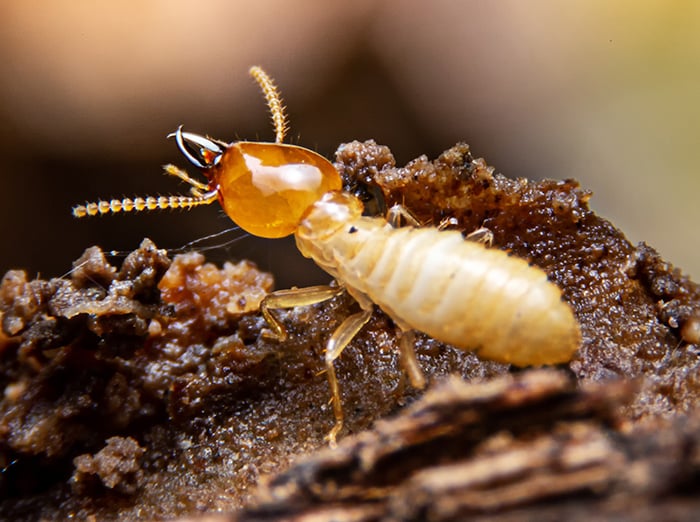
xmin=297 ymin=215 xmax=580 ymax=367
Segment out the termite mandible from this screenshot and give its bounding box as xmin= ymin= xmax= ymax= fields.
xmin=73 ymin=66 xmax=581 ymax=445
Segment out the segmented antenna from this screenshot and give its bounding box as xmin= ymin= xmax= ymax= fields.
xmin=249 ymin=65 xmax=289 ymax=143
xmin=72 ymin=67 xmax=288 ymax=219
xmin=72 ymin=163 xmax=219 ymax=218
xmin=72 ymin=192 xmax=218 ymax=218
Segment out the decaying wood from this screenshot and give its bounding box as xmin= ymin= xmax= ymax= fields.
xmin=236 ymin=370 xmax=700 ymax=522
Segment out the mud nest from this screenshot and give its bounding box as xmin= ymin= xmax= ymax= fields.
xmin=1 ymin=141 xmax=699 ymax=521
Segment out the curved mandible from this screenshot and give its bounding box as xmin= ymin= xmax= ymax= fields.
xmin=169 ymin=125 xmax=225 ymax=169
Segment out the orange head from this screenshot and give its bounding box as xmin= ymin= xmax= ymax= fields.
xmin=71 ymin=66 xmax=342 ymax=233
xmin=174 ymin=129 xmax=342 ymax=238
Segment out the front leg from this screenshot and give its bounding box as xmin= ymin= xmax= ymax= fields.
xmin=260 ymin=285 xmax=345 ymax=341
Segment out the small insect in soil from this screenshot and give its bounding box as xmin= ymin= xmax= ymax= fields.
xmin=73 ymin=66 xmax=581 ymax=445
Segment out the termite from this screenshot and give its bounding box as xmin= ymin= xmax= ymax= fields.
xmin=73 ymin=66 xmax=581 ymax=444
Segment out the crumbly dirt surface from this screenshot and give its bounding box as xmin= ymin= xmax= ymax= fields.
xmin=0 ymin=141 xmax=699 ymax=521
xmin=335 ymin=140 xmax=700 ymax=419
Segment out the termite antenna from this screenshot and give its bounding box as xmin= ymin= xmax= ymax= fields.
xmin=73 ymin=159 xmax=219 ymax=219
xmin=249 ymin=65 xmax=288 ymax=144
xmin=72 ymin=191 xmax=218 ymax=218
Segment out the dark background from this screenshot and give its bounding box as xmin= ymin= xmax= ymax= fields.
xmin=1 ymin=1 xmax=698 ymax=288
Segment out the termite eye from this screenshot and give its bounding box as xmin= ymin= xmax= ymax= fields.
xmin=170 ymin=126 xmax=224 ymax=169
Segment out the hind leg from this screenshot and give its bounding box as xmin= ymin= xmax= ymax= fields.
xmin=324 ymin=308 xmax=373 ymax=446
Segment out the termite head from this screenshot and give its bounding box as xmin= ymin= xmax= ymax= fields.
xmin=182 ymin=137 xmax=342 ymax=239
xmin=72 ymin=66 xmax=342 ymax=238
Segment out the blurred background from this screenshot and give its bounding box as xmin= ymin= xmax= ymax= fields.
xmin=0 ymin=0 xmax=698 ymax=289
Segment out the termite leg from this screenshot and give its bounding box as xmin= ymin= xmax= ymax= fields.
xmin=260 ymin=285 xmax=346 ymax=341
xmin=465 ymin=226 xmax=494 ymax=247
xmin=163 ymin=164 xmax=210 ymax=192
xmin=437 ymin=216 xmax=459 ymax=231
xmin=437 ymin=218 xmax=494 ymax=246
xmin=325 ymin=308 xmax=373 ymax=446
xmin=387 ymin=204 xmax=422 ymax=228
xmin=399 ymin=330 xmax=426 ymax=389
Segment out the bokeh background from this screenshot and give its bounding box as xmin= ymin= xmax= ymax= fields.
xmin=1 ymin=1 xmax=698 ymax=289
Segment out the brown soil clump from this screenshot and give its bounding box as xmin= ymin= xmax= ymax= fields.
xmin=0 ymin=141 xmax=698 ymax=520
